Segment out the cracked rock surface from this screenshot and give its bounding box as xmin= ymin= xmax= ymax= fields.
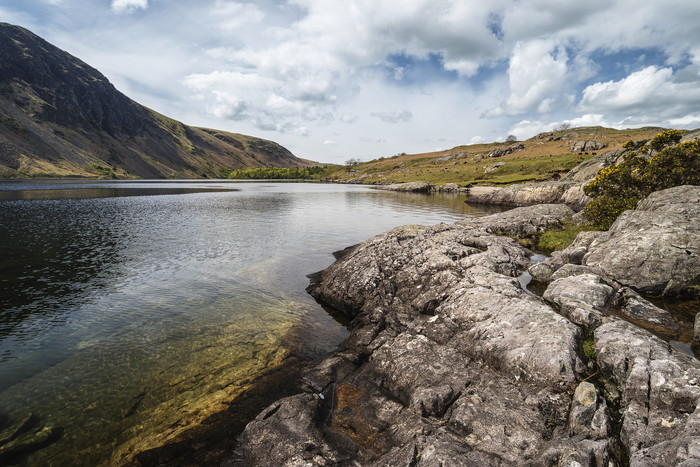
xmin=238 ymin=198 xmax=700 ymax=466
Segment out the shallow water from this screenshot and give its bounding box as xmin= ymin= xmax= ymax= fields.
xmin=0 ymin=180 xmax=501 ymax=465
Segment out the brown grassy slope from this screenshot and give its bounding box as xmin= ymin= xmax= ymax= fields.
xmin=0 ymin=22 xmax=313 ymax=179
xmin=324 ymin=126 xmax=668 ymax=186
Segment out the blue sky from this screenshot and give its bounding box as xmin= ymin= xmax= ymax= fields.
xmin=2 ymin=0 xmax=700 ymax=164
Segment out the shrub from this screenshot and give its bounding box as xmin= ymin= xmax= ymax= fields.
xmin=583 ymin=131 xmax=699 ymax=229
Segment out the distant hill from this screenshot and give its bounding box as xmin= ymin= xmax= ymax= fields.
xmin=324 ymin=126 xmax=676 ymax=186
xmin=0 ymin=23 xmax=313 ymax=179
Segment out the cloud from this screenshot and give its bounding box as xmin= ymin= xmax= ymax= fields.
xmin=470 ymin=136 xmax=485 ymax=144
xmin=579 ymin=65 xmax=700 ymax=119
xmin=370 ymin=110 xmax=413 ymax=123
xmin=111 ymin=0 xmax=148 ymax=14
xmin=486 ymin=39 xmax=569 ymax=117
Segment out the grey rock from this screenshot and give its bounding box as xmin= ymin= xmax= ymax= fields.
xmin=459 ymin=203 xmax=575 ymax=238
xmin=562 ymin=148 xmax=627 ymax=183
xmin=570 ymin=140 xmax=609 ymax=153
xmin=619 ymin=287 xmax=679 ymax=334
xmin=543 ymin=273 xmax=615 ymax=329
xmin=239 ymin=186 xmax=700 ymax=466
xmin=447 ymin=366 xmax=570 ymax=464
xmin=374 ymin=181 xmax=433 ymax=192
xmin=484 ymin=162 xmax=505 ymax=173
xmin=488 ymin=143 xmax=524 ymax=158
xmin=431 ymin=183 xmax=467 ymax=193
xmin=595 ymin=319 xmax=700 ymax=462
xmin=466 ymin=181 xmax=590 ymax=211
xmin=575 ymin=185 xmax=700 ymax=295
xmin=568 ymin=382 xmax=610 ymax=439
xmin=681 ymin=129 xmax=700 ymax=143
xmin=241 ymin=393 xmax=358 ymax=466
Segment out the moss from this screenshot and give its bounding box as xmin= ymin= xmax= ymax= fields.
xmin=537 ymin=222 xmax=600 ymax=254
xmin=582 ymin=334 xmax=596 ymax=362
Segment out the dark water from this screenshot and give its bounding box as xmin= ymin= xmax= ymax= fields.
xmin=0 ymin=180 xmax=501 ymax=465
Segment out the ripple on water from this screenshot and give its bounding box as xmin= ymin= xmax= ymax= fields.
xmin=0 ymin=181 xmax=502 ymax=464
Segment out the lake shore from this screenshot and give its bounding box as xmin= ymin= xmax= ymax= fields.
xmin=236 ymin=186 xmax=700 ymax=466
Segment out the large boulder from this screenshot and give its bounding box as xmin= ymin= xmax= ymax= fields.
xmin=570 ymin=140 xmax=608 ymax=153
xmin=373 ymin=181 xmax=432 ymax=192
xmin=561 ymin=148 xmax=627 ymax=183
xmin=564 ymin=185 xmax=700 ymax=295
xmin=466 ymin=181 xmax=590 ymax=211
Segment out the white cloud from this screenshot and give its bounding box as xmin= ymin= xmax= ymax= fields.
xmin=370 ymin=110 xmax=413 ymax=123
xmin=111 ymin=0 xmax=148 ymax=14
xmin=470 ymin=136 xmax=485 ymax=144
xmin=487 ymin=40 xmax=569 ymax=117
xmin=579 ymin=65 xmax=700 ymax=119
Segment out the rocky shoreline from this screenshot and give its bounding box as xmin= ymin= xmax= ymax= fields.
xmin=236 ymin=186 xmax=700 ymax=466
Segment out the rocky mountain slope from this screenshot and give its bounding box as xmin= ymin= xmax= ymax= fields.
xmin=0 ymin=23 xmax=312 ymax=179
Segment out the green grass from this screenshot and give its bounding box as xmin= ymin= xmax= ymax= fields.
xmin=537 ymin=222 xmax=601 ymax=254
xmin=325 ymin=126 xmax=667 ymax=187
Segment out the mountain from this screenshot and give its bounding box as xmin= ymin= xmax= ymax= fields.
xmin=0 ymin=23 xmax=313 ymax=179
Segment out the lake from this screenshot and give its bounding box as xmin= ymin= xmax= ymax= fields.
xmin=0 ymin=180 xmax=502 ymax=465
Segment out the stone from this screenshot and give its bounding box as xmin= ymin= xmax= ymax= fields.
xmin=459 ymin=203 xmax=575 ymax=238
xmin=570 ymin=140 xmax=608 ymax=153
xmin=466 ymin=181 xmax=590 ymax=211
xmin=573 ymin=185 xmax=700 ymax=295
xmin=543 ymin=273 xmax=615 ymax=329
xmin=562 ymin=148 xmax=627 ymax=183
xmin=239 ymin=187 xmax=700 ymax=466
xmin=374 ymin=181 xmax=433 ymax=192
xmin=488 ymin=143 xmax=524 ymax=158
xmin=619 ymin=287 xmax=679 ymax=334
xmin=595 ymin=319 xmax=700 ymax=462
xmin=568 ymin=382 xmax=610 ymax=439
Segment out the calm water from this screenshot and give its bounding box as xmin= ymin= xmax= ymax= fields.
xmin=0 ymin=180 xmax=501 ymax=465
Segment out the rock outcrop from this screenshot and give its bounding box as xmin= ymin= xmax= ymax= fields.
xmin=488 ymin=143 xmax=524 ymax=158
xmin=373 ymin=181 xmax=433 ymax=193
xmin=373 ymin=181 xmax=469 ymax=193
xmin=467 ymin=180 xmax=590 ymax=211
xmin=532 ymin=185 xmax=700 ymax=296
xmin=237 ymin=199 xmax=700 ymax=465
xmin=570 ymin=140 xmax=608 ymax=153
xmin=561 ymin=148 xmax=628 ymax=183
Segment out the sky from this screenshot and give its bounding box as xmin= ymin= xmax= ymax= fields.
xmin=2 ymin=1 xmax=700 ymax=164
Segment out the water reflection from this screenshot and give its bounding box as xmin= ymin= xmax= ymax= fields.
xmin=0 ymin=180 xmax=501 ymax=465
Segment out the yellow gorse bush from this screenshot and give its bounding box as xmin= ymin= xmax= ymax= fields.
xmin=583 ymin=130 xmax=699 ymax=229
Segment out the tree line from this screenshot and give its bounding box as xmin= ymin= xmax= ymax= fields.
xmin=227 ymin=166 xmax=328 ymax=180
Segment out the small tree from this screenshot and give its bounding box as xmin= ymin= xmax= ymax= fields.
xmin=505 ymin=134 xmax=517 ymax=142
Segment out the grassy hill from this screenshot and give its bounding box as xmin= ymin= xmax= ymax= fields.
xmin=0 ymin=22 xmax=313 ymax=179
xmin=324 ymin=126 xmax=670 ymax=186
